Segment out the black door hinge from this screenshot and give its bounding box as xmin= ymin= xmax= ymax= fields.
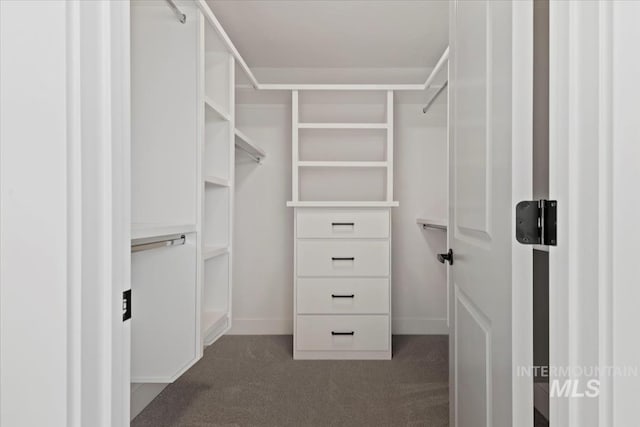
xmin=515 ymin=200 xmax=557 ymax=246
xmin=122 ymin=289 xmax=132 ymax=321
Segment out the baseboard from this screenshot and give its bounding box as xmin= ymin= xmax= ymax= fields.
xmin=228 ymin=318 xmax=293 ymax=335
xmin=130 ymin=383 xmax=168 ymax=420
xmin=228 ymin=317 xmax=448 ymax=335
xmin=392 ymin=317 xmax=449 ymax=335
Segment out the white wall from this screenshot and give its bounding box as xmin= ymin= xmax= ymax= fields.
xmin=230 ymin=97 xmax=448 ymax=335
xmin=231 ymin=104 xmax=294 ymax=333
xmin=392 ymin=102 xmax=448 ymax=334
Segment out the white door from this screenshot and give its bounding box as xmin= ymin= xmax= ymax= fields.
xmin=448 ymin=1 xmax=533 ymax=426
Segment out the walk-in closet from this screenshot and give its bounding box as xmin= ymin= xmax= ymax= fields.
xmin=128 ymin=0 xmax=450 ymax=421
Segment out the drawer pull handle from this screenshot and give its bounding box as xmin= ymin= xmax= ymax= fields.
xmin=332 ymin=222 xmax=355 ymax=226
xmin=331 ymin=257 xmax=355 ymax=261
xmin=331 ymin=294 xmax=355 ymax=298
xmin=331 ymin=331 xmax=355 ymax=336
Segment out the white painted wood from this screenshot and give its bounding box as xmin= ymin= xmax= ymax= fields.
xmin=448 ymin=1 xmax=533 ymax=426
xmin=297 ymin=278 xmax=389 ymax=314
xmin=260 ymin=83 xmax=425 ymax=91
xmin=204 ymin=175 xmax=231 ymax=187
xmin=298 ymin=161 xmax=388 ymax=168
xmin=195 ymin=0 xmax=259 ymax=88
xmin=203 ymin=245 xmax=228 ymax=260
xmin=423 ymin=47 xmax=450 ymax=88
xmin=297 ymin=208 xmax=390 ymax=239
xmin=296 ymin=315 xmax=390 ymax=352
xmin=297 ymin=240 xmax=390 ymax=277
xmin=131 ymin=233 xmax=198 ymax=382
xmin=204 ymin=96 xmax=231 ymax=121
xmin=292 ymin=90 xmax=300 ymax=202
xmin=287 ymin=201 xmax=399 ymax=208
xmin=547 ymin=2 xmax=640 ymax=426
xmin=131 ymin=0 xmax=198 ymax=227
xmin=386 ymin=91 xmax=394 ymax=201
xmin=298 ymin=122 xmax=389 ymax=129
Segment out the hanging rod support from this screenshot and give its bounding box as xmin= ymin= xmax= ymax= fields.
xmin=236 ymin=145 xmax=263 ymax=164
xmin=131 ymin=234 xmax=186 ymax=253
xmin=165 ymin=0 xmax=187 ymax=24
xmin=422 ymin=81 xmax=448 ymax=114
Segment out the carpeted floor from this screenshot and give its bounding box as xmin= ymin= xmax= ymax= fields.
xmin=132 ymin=335 xmax=449 ymax=427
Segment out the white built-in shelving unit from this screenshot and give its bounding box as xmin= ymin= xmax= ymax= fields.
xmin=199 ymin=10 xmax=235 ymax=347
xmin=235 ymin=128 xmax=266 ymax=163
xmin=288 ymin=89 xmax=398 ymax=360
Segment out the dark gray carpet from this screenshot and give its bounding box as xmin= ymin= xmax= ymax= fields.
xmin=133 ymin=335 xmax=449 ymax=427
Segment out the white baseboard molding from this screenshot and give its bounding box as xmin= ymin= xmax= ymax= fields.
xmin=392 ymin=317 xmax=449 ymax=335
xmin=228 ymin=317 xmax=293 ymax=335
xmin=534 ymin=382 xmax=549 ymax=420
xmin=130 ymin=383 xmax=168 ymax=420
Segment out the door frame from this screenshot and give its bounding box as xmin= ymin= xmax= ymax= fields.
xmin=549 ymin=1 xmax=640 ymax=426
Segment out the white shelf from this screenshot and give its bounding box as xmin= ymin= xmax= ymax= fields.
xmin=287 ymin=201 xmax=399 ymax=208
xmin=201 ymin=311 xmax=227 ymax=340
xmin=416 ymin=218 xmax=447 ymax=231
xmin=204 ymin=175 xmax=230 ymax=187
xmin=298 ymin=161 xmax=388 ymax=168
xmin=204 ymin=96 xmax=231 ymax=121
xmin=203 ymin=245 xmax=228 ymax=260
xmin=131 ymin=223 xmax=197 ymax=240
xmin=297 ymin=122 xmax=389 ymax=129
xmin=234 ymin=128 xmax=266 ymax=161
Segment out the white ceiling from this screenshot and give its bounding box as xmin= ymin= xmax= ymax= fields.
xmin=206 ymin=0 xmax=449 ymax=70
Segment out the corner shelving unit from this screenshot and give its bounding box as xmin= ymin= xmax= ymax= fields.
xmin=198 ymin=12 xmax=235 ymax=348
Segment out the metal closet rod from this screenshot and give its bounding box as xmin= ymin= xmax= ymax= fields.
xmin=131 ymin=234 xmax=186 ymax=253
xmin=165 ymin=0 xmax=186 ymax=24
xmin=236 ymin=145 xmax=262 ymax=164
xmin=422 ymin=81 xmax=448 ymax=114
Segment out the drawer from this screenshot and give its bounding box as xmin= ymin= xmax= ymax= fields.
xmin=296 ymin=315 xmax=389 ymax=351
xmin=297 ymin=240 xmax=389 ymax=277
xmin=297 ymin=278 xmax=389 ymax=314
xmin=296 ymin=209 xmax=389 ymax=239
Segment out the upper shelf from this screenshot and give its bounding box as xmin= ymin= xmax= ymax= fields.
xmin=235 ymin=129 xmax=266 ymax=163
xmin=416 ymin=218 xmax=447 ymax=231
xmin=204 ymin=96 xmax=231 ymax=121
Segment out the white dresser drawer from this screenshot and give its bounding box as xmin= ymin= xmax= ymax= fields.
xmin=296 ymin=209 xmax=389 ymax=239
xmin=296 ymin=315 xmax=389 ymax=351
xmin=297 ymin=278 xmax=389 ymax=314
xmin=297 ymin=240 xmax=389 ymax=277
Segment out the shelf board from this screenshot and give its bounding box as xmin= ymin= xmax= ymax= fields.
xmin=234 ymin=128 xmax=266 ymax=161
xmin=416 ymin=218 xmax=447 ymax=231
xmin=204 ymin=175 xmax=230 ymax=187
xmin=131 ymin=223 xmax=196 ymax=240
xmin=203 ymin=245 xmax=228 ymax=260
xmin=201 ymin=311 xmax=227 ymax=340
xmin=297 ymin=161 xmax=388 ymax=168
xmin=204 ymin=96 xmax=231 ymax=121
xmin=287 ymin=201 xmax=399 ymax=208
xmin=297 ymin=122 xmax=389 ymax=130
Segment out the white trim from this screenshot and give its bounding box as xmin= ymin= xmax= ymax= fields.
xmin=511 ymin=1 xmax=534 ymax=427
xmin=130 ymin=383 xmax=168 ymax=420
